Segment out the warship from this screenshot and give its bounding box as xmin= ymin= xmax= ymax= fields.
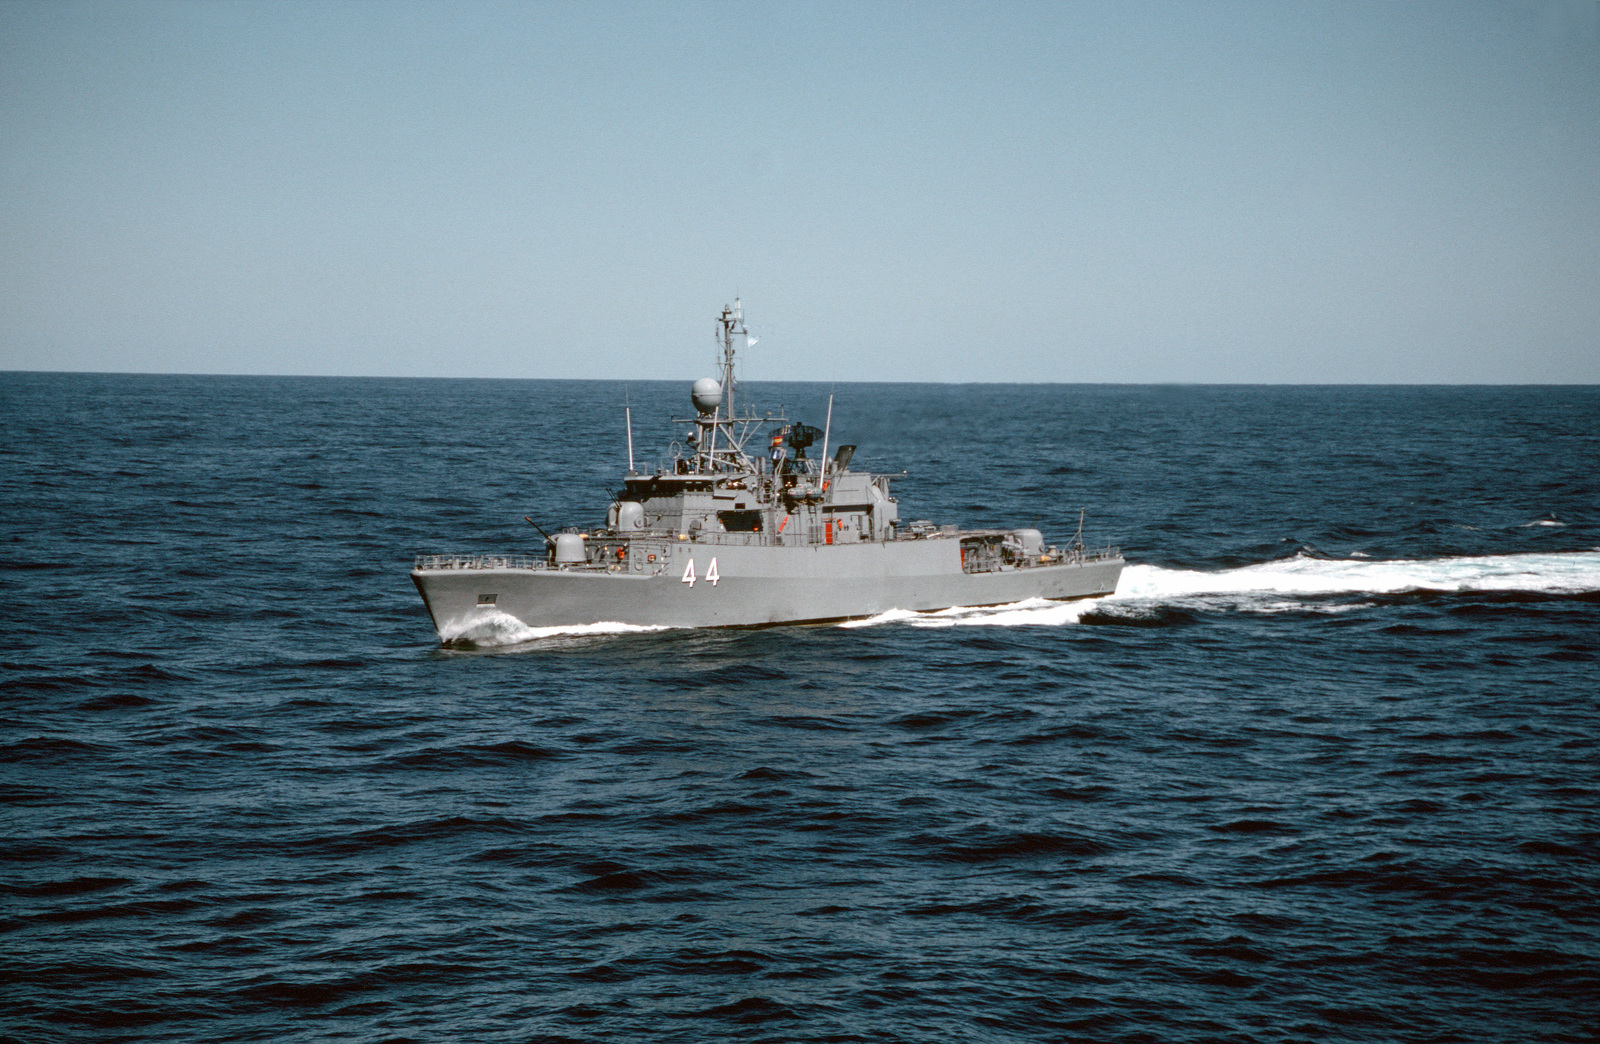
xmin=411 ymin=301 xmax=1123 ymax=640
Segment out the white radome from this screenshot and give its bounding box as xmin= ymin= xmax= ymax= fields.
xmin=691 ymin=377 xmax=722 ymax=414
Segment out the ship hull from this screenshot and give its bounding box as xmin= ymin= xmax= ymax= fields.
xmin=412 ymin=538 xmax=1123 ymax=638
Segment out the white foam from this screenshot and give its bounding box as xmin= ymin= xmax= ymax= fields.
xmin=837 ymin=551 xmax=1600 ymax=630
xmin=839 ymin=608 xmax=926 ymax=628
xmin=439 ymin=608 xmax=670 ymax=647
xmin=1117 ymin=550 xmax=1600 ymax=602
xmin=842 ymin=596 xmax=1106 ymax=629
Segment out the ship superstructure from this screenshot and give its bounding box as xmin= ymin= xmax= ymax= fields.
xmin=411 ymin=301 xmax=1122 ymax=638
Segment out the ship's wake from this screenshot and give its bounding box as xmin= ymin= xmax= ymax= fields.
xmin=842 ymin=550 xmax=1600 ymax=629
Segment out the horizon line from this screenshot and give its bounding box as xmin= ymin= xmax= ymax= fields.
xmin=4 ymin=368 xmax=1598 ymax=388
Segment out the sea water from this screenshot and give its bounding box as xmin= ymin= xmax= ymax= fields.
xmin=2 ymin=375 xmax=1597 ymax=1042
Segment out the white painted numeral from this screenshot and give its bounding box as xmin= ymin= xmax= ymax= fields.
xmin=681 ymin=559 xmax=696 ymax=587
xmin=706 ymin=558 xmax=720 ymax=586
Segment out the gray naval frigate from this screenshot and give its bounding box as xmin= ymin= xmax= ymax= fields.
xmin=411 ymin=301 xmax=1123 ymax=640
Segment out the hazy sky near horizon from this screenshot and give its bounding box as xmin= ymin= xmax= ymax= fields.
xmin=3 ymin=1 xmax=1597 ymax=383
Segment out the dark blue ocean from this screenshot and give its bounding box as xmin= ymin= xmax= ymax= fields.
xmin=3 ymin=373 xmax=1598 ymax=1043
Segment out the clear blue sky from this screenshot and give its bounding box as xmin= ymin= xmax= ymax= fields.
xmin=3 ymin=1 xmax=1596 ymax=382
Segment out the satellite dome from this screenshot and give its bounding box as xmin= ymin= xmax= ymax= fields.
xmin=691 ymin=377 xmax=722 ymax=414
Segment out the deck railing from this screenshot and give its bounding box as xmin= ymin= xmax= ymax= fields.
xmin=413 ymin=554 xmax=545 ymax=572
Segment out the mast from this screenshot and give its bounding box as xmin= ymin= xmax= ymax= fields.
xmin=674 ymin=300 xmax=779 ymax=476
xmin=718 ymin=297 xmax=746 ymax=421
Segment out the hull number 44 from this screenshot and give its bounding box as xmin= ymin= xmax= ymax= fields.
xmin=681 ymin=558 xmax=720 ymax=588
